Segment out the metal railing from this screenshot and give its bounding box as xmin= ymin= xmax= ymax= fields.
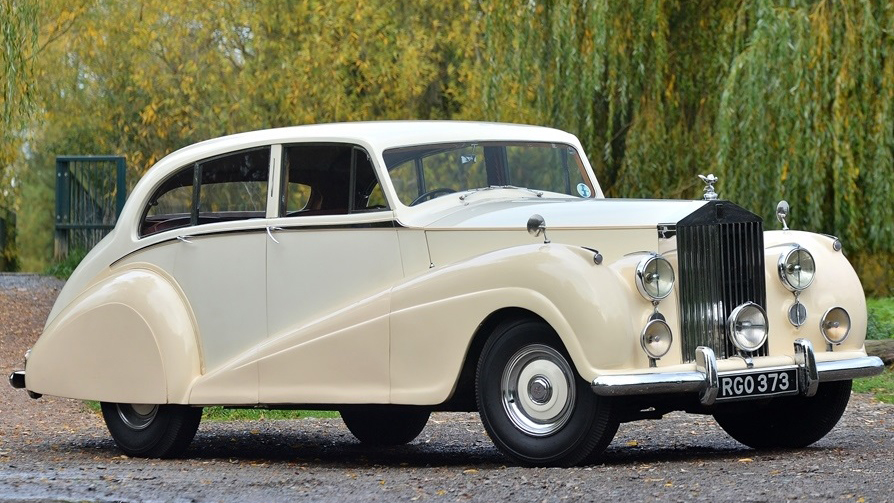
xmin=55 ymin=156 xmax=127 ymax=259
xmin=0 ymin=209 xmax=14 ymax=271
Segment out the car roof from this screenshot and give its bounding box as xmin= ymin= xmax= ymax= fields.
xmin=166 ymin=121 xmax=579 ymax=160
xmin=129 ymin=121 xmax=587 ymax=204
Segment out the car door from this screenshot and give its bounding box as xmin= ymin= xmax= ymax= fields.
xmin=258 ymin=143 xmax=402 ymax=404
xmin=138 ymin=148 xmax=272 ymax=405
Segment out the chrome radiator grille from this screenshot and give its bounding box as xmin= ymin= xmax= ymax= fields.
xmin=675 ymin=202 xmax=767 ymax=362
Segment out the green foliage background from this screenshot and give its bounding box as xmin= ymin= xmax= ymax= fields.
xmin=2 ymin=0 xmax=893 ymax=293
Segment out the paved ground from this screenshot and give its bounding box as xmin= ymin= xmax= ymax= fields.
xmin=1 ymin=274 xmax=893 ymax=503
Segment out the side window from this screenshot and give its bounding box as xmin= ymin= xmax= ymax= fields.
xmin=197 ymin=149 xmax=269 ymax=223
xmin=280 ymin=144 xmax=388 ymax=217
xmin=140 ymin=147 xmax=270 ymax=237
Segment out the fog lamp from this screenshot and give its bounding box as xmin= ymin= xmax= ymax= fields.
xmin=640 ymin=319 xmax=673 ymax=359
xmin=821 ymin=307 xmax=851 ymax=345
xmin=728 ymin=302 xmax=769 ymax=352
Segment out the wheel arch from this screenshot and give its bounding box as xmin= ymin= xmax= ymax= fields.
xmin=390 ymin=243 xmax=641 ymax=406
xmin=441 ymin=307 xmax=551 ymax=411
xmin=25 ymin=267 xmax=201 ymax=404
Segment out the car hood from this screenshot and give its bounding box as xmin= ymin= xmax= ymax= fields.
xmin=408 ymin=197 xmax=710 ymax=230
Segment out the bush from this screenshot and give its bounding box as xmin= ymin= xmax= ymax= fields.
xmin=45 ymin=248 xmax=88 ymax=280
xmin=867 ymin=298 xmax=894 ymax=340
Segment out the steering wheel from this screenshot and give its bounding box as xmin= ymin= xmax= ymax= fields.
xmin=410 ymin=188 xmax=457 ymax=206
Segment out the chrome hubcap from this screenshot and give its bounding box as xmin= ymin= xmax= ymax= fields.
xmin=527 ymin=375 xmax=553 ymax=405
xmin=116 ymin=403 xmax=158 ymax=431
xmin=501 ymin=344 xmax=575 ymax=437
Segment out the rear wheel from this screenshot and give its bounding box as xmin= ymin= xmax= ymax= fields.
xmin=341 ymin=406 xmax=431 ymax=445
xmin=476 ymin=319 xmax=618 ymax=467
xmin=100 ymin=402 xmax=202 ymax=458
xmin=713 ymin=380 xmax=852 ymax=449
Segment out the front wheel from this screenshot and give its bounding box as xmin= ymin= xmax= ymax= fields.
xmin=476 ymin=319 xmax=618 ymax=467
xmin=713 ymin=379 xmax=853 ymax=449
xmin=100 ymin=402 xmax=202 ymax=458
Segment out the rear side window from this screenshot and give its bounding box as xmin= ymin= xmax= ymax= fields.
xmin=141 ymin=148 xmax=271 ymax=237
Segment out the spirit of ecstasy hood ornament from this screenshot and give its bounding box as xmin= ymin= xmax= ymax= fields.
xmin=698 ymin=174 xmax=719 ymax=201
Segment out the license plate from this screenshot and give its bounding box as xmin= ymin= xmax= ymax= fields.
xmin=717 ymin=368 xmax=799 ymax=401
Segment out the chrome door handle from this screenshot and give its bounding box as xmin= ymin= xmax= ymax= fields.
xmin=176 ymin=235 xmax=193 ymax=244
xmin=266 ymin=226 xmax=283 ymax=244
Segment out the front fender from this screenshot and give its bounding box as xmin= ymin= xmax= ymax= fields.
xmin=389 ymin=243 xmax=641 ymax=404
xmin=25 ymin=267 xmax=201 ymax=404
xmin=763 ymin=230 xmax=868 ymax=354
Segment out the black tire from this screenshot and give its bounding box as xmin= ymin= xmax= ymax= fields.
xmin=713 ymin=379 xmax=852 ymax=449
xmin=476 ymin=319 xmax=618 ymax=467
xmin=341 ymin=406 xmax=431 ymax=445
xmin=100 ymin=402 xmax=202 ymax=458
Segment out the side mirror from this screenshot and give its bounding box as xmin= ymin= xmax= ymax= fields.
xmin=776 ymin=200 xmax=790 ymax=230
xmin=526 ymin=214 xmax=550 ymax=244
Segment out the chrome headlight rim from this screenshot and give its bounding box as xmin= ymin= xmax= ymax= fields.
xmin=777 ymin=245 xmax=816 ymax=292
xmin=635 ymin=254 xmax=675 ymax=301
xmin=820 ymin=306 xmax=851 ymax=345
xmin=727 ymin=302 xmax=769 ymax=352
xmin=640 ymin=319 xmax=673 ymax=359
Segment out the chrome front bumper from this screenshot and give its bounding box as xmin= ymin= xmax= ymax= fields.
xmin=591 ymin=339 xmax=885 ymax=406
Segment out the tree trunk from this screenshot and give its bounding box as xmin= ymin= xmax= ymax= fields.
xmin=865 ymin=340 xmax=894 ymax=366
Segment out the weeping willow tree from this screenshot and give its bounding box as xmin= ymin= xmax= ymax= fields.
xmin=10 ymin=0 xmax=894 ymax=292
xmin=463 ymin=0 xmax=738 ymax=199
xmin=715 ymin=0 xmax=894 ymax=294
xmin=466 ymin=0 xmax=893 ymax=294
xmin=0 ymin=0 xmax=38 ymax=188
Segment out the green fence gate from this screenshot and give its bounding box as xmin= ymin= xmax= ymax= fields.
xmin=0 ymin=209 xmax=14 ymax=271
xmin=55 ymin=156 xmax=127 ymax=259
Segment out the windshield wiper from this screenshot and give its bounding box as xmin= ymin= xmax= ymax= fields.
xmin=458 ymin=185 xmax=543 ymax=201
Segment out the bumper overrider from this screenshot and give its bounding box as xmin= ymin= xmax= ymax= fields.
xmin=8 ymin=370 xmax=41 ymax=399
xmin=591 ymin=339 xmax=885 ymax=406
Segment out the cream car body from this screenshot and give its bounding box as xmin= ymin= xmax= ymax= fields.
xmin=10 ymin=121 xmax=883 ymax=465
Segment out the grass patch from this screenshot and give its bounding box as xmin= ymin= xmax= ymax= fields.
xmin=853 ymin=367 xmax=894 ymax=404
xmin=84 ymin=401 xmax=338 ymax=420
xmin=201 ymin=407 xmax=339 ymax=421
xmin=45 ymin=248 xmax=88 ymax=279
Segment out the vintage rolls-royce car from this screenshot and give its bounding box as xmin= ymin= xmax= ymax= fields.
xmin=9 ymin=122 xmax=885 ymax=466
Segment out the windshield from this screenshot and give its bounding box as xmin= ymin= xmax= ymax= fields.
xmin=383 ymin=142 xmax=595 ymax=206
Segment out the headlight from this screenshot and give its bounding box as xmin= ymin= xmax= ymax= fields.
xmin=635 ymin=255 xmax=674 ymax=301
xmin=640 ymin=319 xmax=672 ymax=359
xmin=728 ymin=302 xmax=769 ymax=352
xmin=821 ymin=307 xmax=851 ymax=345
xmin=778 ymin=246 xmax=815 ymax=291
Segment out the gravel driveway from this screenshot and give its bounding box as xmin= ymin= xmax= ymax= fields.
xmin=1 ymin=274 xmax=893 ymax=503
